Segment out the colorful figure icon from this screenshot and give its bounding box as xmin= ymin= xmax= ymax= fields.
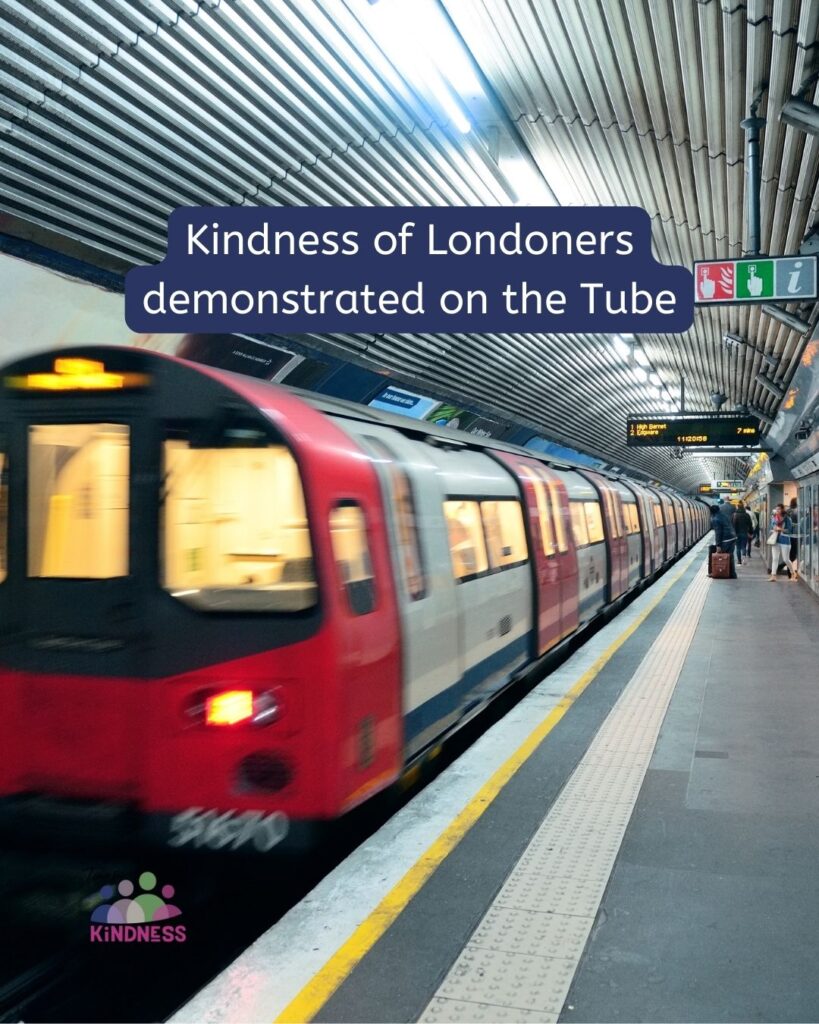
xmin=90 ymin=871 xmax=181 ymax=924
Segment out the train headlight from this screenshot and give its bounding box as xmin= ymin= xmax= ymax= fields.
xmin=186 ymin=688 xmax=281 ymax=727
xmin=206 ymin=690 xmax=254 ymax=726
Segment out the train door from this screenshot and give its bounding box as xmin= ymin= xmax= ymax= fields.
xmin=493 ymin=452 xmax=577 ymax=654
xmin=429 ymin=447 xmax=532 ymax=717
xmin=346 ymin=427 xmax=459 ymax=757
xmin=584 ymin=473 xmax=627 ymax=600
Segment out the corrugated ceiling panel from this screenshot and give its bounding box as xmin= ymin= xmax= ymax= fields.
xmin=2 ymin=0 xmax=815 ymax=490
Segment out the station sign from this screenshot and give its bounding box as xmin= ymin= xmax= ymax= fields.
xmin=694 ymin=255 xmax=818 ymax=305
xmin=627 ymin=415 xmax=760 ymax=447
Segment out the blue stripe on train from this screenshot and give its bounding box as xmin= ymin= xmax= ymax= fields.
xmin=405 ymin=633 xmax=530 ymax=744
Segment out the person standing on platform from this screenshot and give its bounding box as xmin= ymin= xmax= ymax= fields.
xmin=748 ymin=507 xmax=760 ymax=551
xmin=768 ymin=503 xmax=796 ymax=581
xmin=712 ymin=501 xmax=738 ymax=577
xmin=732 ymin=501 xmax=752 ymax=562
xmin=789 ymin=497 xmax=800 ymax=580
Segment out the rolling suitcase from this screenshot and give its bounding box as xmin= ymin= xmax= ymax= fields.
xmin=707 ymin=543 xmax=717 ymax=575
xmin=711 ymin=552 xmax=732 ymax=579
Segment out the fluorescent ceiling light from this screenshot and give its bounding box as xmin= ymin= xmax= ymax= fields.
xmin=779 ymin=96 xmax=819 ymax=137
xmin=754 ymin=372 xmax=785 ymax=399
xmin=632 ymin=366 xmax=648 ymax=382
xmin=649 ymin=372 xmax=662 ymax=386
xmin=364 ymin=0 xmax=477 ymax=132
xmin=611 ymin=335 xmax=631 ymax=359
xmin=633 ymin=347 xmax=650 ymax=367
xmin=761 ymin=303 xmax=812 ymax=334
xmin=499 ymin=155 xmax=553 ymax=205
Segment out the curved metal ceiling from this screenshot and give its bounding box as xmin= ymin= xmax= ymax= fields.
xmin=1 ymin=0 xmax=815 ymax=489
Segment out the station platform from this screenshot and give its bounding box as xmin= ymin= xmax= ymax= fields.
xmin=173 ymin=540 xmax=819 ymax=1024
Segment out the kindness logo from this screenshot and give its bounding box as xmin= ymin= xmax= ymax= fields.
xmin=89 ymin=871 xmax=186 ymax=943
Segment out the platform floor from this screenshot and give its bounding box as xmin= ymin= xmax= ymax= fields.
xmin=174 ymin=542 xmax=819 ymax=1024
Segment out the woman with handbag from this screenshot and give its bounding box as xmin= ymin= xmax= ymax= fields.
xmin=768 ymin=504 xmax=796 ymax=581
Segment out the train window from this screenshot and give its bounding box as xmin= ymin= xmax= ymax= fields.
xmin=666 ymin=502 xmax=676 ymax=523
xmin=28 ymin=423 xmax=129 ymax=578
xmin=570 ymin=501 xmax=589 ymax=547
xmin=366 ymin=438 xmax=425 ymax=601
xmin=653 ymin=503 xmax=663 ymax=528
xmin=519 ymin=465 xmax=555 ymax=556
xmin=624 ymin=504 xmax=640 ymax=534
xmin=0 ymin=452 xmax=6 ymax=582
xmin=481 ymin=500 xmax=528 ymax=569
xmin=544 ymin=475 xmax=568 ymax=552
xmin=584 ymin=501 xmax=605 ymax=543
xmin=602 ymin=489 xmax=621 ymax=538
xmin=329 ymin=503 xmax=376 ymax=615
xmin=162 ymin=439 xmax=317 ymax=612
xmin=444 ymin=500 xmax=488 ymax=581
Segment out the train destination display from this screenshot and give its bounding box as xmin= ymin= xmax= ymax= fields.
xmin=627 ymin=415 xmax=760 ymax=447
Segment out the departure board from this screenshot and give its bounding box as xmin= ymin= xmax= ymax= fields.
xmin=627 ymin=415 xmax=759 ymax=447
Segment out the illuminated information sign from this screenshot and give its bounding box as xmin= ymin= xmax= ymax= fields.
xmin=627 ymin=415 xmax=760 ymax=447
xmin=694 ymin=255 xmax=818 ymax=305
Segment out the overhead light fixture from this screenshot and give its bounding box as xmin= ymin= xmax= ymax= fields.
xmin=779 ymin=96 xmax=819 ymax=137
xmin=649 ymin=372 xmax=662 ymax=386
xmin=754 ymin=372 xmax=785 ymax=399
xmin=749 ymin=405 xmax=776 ymax=428
xmin=633 ymin=346 xmax=650 ymax=367
xmin=632 ymin=366 xmax=648 ymax=382
xmin=611 ymin=334 xmax=632 ymax=360
xmin=723 ymin=332 xmax=745 ymax=349
xmin=363 ymin=0 xmax=477 ymax=133
xmin=499 ymin=155 xmax=554 ymax=205
xmin=794 ymin=419 xmax=813 ymax=442
xmin=761 ymin=303 xmax=812 ymax=334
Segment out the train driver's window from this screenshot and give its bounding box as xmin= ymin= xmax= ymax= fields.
xmin=570 ymin=502 xmax=589 ymax=547
xmin=481 ymin=500 xmax=528 ymax=569
xmin=444 ymin=500 xmax=488 ymax=581
xmin=28 ymin=423 xmax=129 ymax=578
xmin=584 ymin=501 xmax=605 ymax=543
xmin=162 ymin=438 xmax=317 ymax=612
xmin=329 ymin=503 xmax=376 ymax=615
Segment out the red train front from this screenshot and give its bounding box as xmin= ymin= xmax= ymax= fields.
xmin=0 ymin=346 xmax=403 ymax=852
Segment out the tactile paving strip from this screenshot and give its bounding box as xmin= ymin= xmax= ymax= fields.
xmin=418 ymin=569 xmax=709 ymax=1023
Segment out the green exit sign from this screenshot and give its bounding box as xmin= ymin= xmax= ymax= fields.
xmin=694 ymin=255 xmax=818 ymax=304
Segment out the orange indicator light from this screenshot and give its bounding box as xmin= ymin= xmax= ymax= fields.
xmin=5 ymin=357 xmax=150 ymax=391
xmin=205 ymin=690 xmax=254 ymax=726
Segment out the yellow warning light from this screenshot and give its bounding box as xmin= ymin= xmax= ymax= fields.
xmin=5 ymin=356 xmax=149 ymax=391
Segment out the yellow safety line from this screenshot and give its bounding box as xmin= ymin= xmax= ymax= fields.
xmin=275 ymin=552 xmax=699 ymax=1024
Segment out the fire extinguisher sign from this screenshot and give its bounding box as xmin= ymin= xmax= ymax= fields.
xmin=694 ymin=255 xmax=818 ymax=304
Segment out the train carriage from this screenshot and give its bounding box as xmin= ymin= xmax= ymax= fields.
xmin=0 ymin=347 xmax=706 ymax=853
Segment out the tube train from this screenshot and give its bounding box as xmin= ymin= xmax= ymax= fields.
xmin=0 ymin=347 xmax=707 ymax=853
